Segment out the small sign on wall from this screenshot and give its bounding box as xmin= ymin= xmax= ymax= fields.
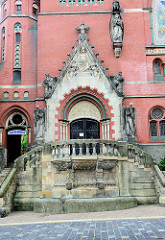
xmin=79 ymin=133 xmax=84 ymax=137
xmin=8 ymin=130 xmax=26 ymax=135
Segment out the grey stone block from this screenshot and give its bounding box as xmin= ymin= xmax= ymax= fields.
xmin=34 ymin=199 xmax=63 ymax=214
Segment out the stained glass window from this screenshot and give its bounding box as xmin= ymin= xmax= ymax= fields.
xmin=78 ymin=0 xmax=85 ymax=4
xmin=68 ymin=0 xmax=76 ymax=5
xmin=150 ymin=107 xmax=165 ymax=141
xmin=59 ymin=0 xmax=66 ymax=5
xmin=88 ymin=0 xmax=95 ymax=4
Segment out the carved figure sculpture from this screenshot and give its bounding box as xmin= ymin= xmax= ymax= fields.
xmin=112 ymin=0 xmax=120 ymax=12
xmin=43 ymin=74 xmax=58 ymax=99
xmin=122 ymin=104 xmax=136 ymax=141
xmin=34 ymin=108 xmax=46 ymax=144
xmin=110 ymin=72 xmax=124 ymax=96
xmin=111 ymin=13 xmax=123 ymax=42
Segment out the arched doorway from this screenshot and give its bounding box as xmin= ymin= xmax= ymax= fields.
xmin=70 ymin=118 xmax=100 ymax=139
xmin=6 ymin=112 xmax=28 ymax=166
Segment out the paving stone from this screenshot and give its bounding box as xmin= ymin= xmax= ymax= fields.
xmin=0 ymin=218 xmax=165 ymax=240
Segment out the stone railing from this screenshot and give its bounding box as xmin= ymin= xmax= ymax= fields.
xmin=47 ymin=140 xmax=153 ymax=168
xmin=14 ymin=146 xmax=43 ymax=171
xmin=153 ymin=165 xmax=165 ymax=206
xmin=50 ymin=139 xmax=119 ymax=159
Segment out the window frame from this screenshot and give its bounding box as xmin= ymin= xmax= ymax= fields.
xmin=149 ymin=107 xmax=165 ymax=142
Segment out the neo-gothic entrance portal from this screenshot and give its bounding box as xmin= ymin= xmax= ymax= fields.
xmin=70 ymin=118 xmax=100 ymax=139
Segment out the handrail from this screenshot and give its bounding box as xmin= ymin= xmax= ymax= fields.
xmin=0 ymin=145 xmax=42 ymax=198
xmin=154 ymin=165 xmax=165 ymax=187
xmin=0 ymin=168 xmax=17 ymax=198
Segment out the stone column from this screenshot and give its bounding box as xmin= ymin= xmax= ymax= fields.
xmin=101 ymin=120 xmax=110 ymax=139
xmin=28 ymin=126 xmax=31 ymax=145
xmin=0 ymin=127 xmax=4 ymax=146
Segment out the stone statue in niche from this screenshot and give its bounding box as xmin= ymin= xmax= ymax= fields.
xmin=34 ymin=107 xmax=46 ymax=144
xmin=122 ymin=104 xmax=136 ymax=142
xmin=110 ymin=0 xmax=124 ymax=58
xmin=111 ymin=13 xmax=124 ymax=42
xmin=43 ymin=74 xmax=58 ymax=99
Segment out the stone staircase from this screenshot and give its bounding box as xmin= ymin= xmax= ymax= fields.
xmin=129 ymin=162 xmax=158 ymax=204
xmin=0 ymin=141 xmax=164 ymax=214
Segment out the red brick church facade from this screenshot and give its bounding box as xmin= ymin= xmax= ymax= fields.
xmin=0 ymin=0 xmax=165 ymax=165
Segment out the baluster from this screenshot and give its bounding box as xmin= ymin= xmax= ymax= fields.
xmin=79 ymin=143 xmax=83 ymax=156
xmin=59 ymin=145 xmax=63 ymax=158
xmin=113 ymin=145 xmax=118 ymax=156
xmin=52 ymin=146 xmax=55 ymax=158
xmin=140 ymin=153 xmax=143 ymax=165
xmin=134 ymin=151 xmax=138 ymax=163
xmin=86 ymin=143 xmax=90 ymax=156
xmin=105 ymin=143 xmax=109 ymax=156
xmin=93 ymin=143 xmax=97 ymax=156
xmin=72 ymin=144 xmax=76 ymax=156
xmin=65 ymin=144 xmax=69 ymax=157
xmin=100 ymin=143 xmax=104 ymax=155
xmin=26 ymin=156 xmax=30 ymax=170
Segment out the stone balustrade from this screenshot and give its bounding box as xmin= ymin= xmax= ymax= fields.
xmin=14 ymin=146 xmax=42 ymax=171
xmin=51 ymin=139 xmax=119 ymax=159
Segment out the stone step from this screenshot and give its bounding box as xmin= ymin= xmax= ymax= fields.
xmin=131 ymin=177 xmax=153 ymax=183
xmin=130 ymin=183 xmax=155 ymax=189
xmin=130 ymin=188 xmax=157 ymax=197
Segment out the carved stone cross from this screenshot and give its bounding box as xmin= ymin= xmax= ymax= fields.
xmin=76 ymin=22 xmax=90 ymax=42
xmin=76 ymin=22 xmax=90 ymax=35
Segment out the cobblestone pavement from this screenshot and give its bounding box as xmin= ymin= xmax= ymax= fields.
xmin=0 ymin=218 xmax=165 ymax=240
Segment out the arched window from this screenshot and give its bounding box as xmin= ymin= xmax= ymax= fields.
xmin=14 ymin=23 xmax=22 ymax=68
xmin=149 ymin=107 xmax=165 ymax=142
xmin=13 ymin=71 xmax=21 ymax=84
xmin=97 ymin=0 xmax=104 ymax=3
xmin=14 ymin=23 xmax=22 ymax=32
xmin=78 ymin=0 xmax=85 ymax=4
xmin=4 ymin=92 xmax=9 ymax=100
xmin=87 ymin=0 xmax=95 ymax=4
xmin=2 ymin=27 xmax=5 ymax=62
xmin=32 ymin=3 xmax=39 ymax=15
xmin=59 ymin=0 xmax=66 ymax=4
xmin=16 ymin=33 xmax=21 ymax=44
xmin=15 ymin=0 xmax=22 ymax=12
xmin=153 ymin=59 xmax=164 ymax=81
xmin=13 ymin=91 xmax=19 ymax=100
xmin=3 ymin=4 xmax=7 ymax=19
xmin=68 ymin=0 xmax=76 ymax=5
xmin=24 ymin=91 xmax=29 ymax=99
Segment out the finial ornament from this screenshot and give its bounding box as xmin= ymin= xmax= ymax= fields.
xmin=76 ymin=22 xmax=90 ymax=43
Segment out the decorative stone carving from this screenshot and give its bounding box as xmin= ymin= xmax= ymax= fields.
xmin=43 ymin=74 xmax=58 ymax=99
xmin=109 ymin=72 xmax=124 ymax=97
xmin=110 ymin=0 xmax=124 ymax=58
xmin=76 ymin=22 xmax=90 ymax=43
xmin=122 ymin=104 xmax=137 ymax=142
xmin=33 ymin=108 xmax=46 ymax=144
xmin=98 ymin=160 xmax=117 ymax=170
xmin=72 ymin=160 xmax=97 ymax=170
xmin=43 ymin=22 xmax=124 ymax=99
